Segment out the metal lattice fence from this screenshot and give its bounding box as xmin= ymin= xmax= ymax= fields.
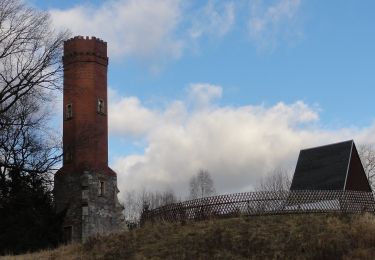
xmin=141 ymin=190 xmax=375 ymax=224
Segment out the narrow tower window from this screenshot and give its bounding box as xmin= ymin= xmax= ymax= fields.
xmin=99 ymin=181 xmax=105 ymax=196
xmin=64 ymin=149 xmax=73 ymax=163
xmin=66 ymin=103 xmax=73 ymax=119
xmin=97 ymin=99 xmax=105 ymax=114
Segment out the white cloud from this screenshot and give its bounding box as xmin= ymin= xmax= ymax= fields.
xmin=188 ymin=83 xmax=223 ymax=108
xmin=48 ymin=0 xmax=236 ymax=64
xmin=49 ymin=0 xmax=184 ymax=59
xmin=48 ymin=0 xmax=305 ymax=61
xmin=189 ymin=0 xmax=235 ymax=39
xmin=109 ymin=84 xmax=375 ymax=201
xmin=109 ymin=96 xmax=158 ymax=136
xmin=248 ymin=0 xmax=303 ymax=50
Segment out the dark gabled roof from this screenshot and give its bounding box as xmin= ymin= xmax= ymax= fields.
xmin=290 ymin=140 xmax=371 ymax=191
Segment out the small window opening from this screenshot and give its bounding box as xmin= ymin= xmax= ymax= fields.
xmin=66 ymin=103 xmax=73 ymax=119
xmin=99 ymin=181 xmax=105 ymax=196
xmin=97 ymin=99 xmax=105 ymax=114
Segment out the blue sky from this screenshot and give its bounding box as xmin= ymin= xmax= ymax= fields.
xmin=30 ymin=0 xmax=375 ymax=198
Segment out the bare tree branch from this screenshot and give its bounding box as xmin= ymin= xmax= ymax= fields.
xmin=0 ymin=1 xmax=69 ymax=253
xmin=255 ymin=167 xmax=292 ymax=192
xmin=0 ymin=0 xmax=69 ymax=176
xmin=0 ymin=0 xmax=69 ymax=115
xmin=189 ymin=169 xmax=216 ymax=199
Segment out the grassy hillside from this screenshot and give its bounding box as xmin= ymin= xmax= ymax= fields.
xmin=3 ymin=213 xmax=375 ymax=259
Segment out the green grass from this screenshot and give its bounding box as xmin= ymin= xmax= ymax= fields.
xmin=4 ymin=213 xmax=375 ymax=259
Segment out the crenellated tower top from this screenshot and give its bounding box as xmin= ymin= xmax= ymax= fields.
xmin=63 ymin=36 xmax=108 ymax=66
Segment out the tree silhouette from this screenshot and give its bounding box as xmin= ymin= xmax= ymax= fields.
xmin=189 ymin=169 xmax=216 ymax=199
xmin=0 ymin=0 xmax=69 ymax=254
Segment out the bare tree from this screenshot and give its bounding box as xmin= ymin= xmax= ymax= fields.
xmin=123 ymin=191 xmax=140 ymax=225
xmin=0 ymin=0 xmax=69 ymax=174
xmin=358 ymin=144 xmax=375 ymax=190
xmin=0 ymin=94 xmax=60 ymax=177
xmin=124 ymin=188 xmax=178 ymax=225
xmin=255 ymin=167 xmax=292 ymax=192
xmin=0 ymin=0 xmax=69 ymax=254
xmin=140 ymin=188 xmax=178 ymax=210
xmin=0 ymin=0 xmax=68 ymax=117
xmin=189 ymin=169 xmax=216 ymax=199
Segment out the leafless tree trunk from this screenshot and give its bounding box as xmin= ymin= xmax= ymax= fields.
xmin=358 ymin=144 xmax=375 ymax=190
xmin=189 ymin=169 xmax=216 ymax=199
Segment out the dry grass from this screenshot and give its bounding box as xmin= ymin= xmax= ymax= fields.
xmin=3 ymin=213 xmax=375 ymax=259
xmin=0 ymin=244 xmax=84 ymax=260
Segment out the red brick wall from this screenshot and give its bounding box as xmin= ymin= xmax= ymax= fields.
xmin=62 ymin=36 xmax=109 ymax=171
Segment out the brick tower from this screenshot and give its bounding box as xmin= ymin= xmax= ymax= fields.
xmin=54 ymin=36 xmax=125 ymax=242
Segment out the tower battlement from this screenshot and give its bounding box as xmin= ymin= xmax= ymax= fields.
xmin=65 ymin=35 xmax=106 ymax=43
xmin=63 ymin=36 xmax=108 ymax=65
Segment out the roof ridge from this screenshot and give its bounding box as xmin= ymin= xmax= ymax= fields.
xmin=300 ymin=140 xmax=353 ymax=152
